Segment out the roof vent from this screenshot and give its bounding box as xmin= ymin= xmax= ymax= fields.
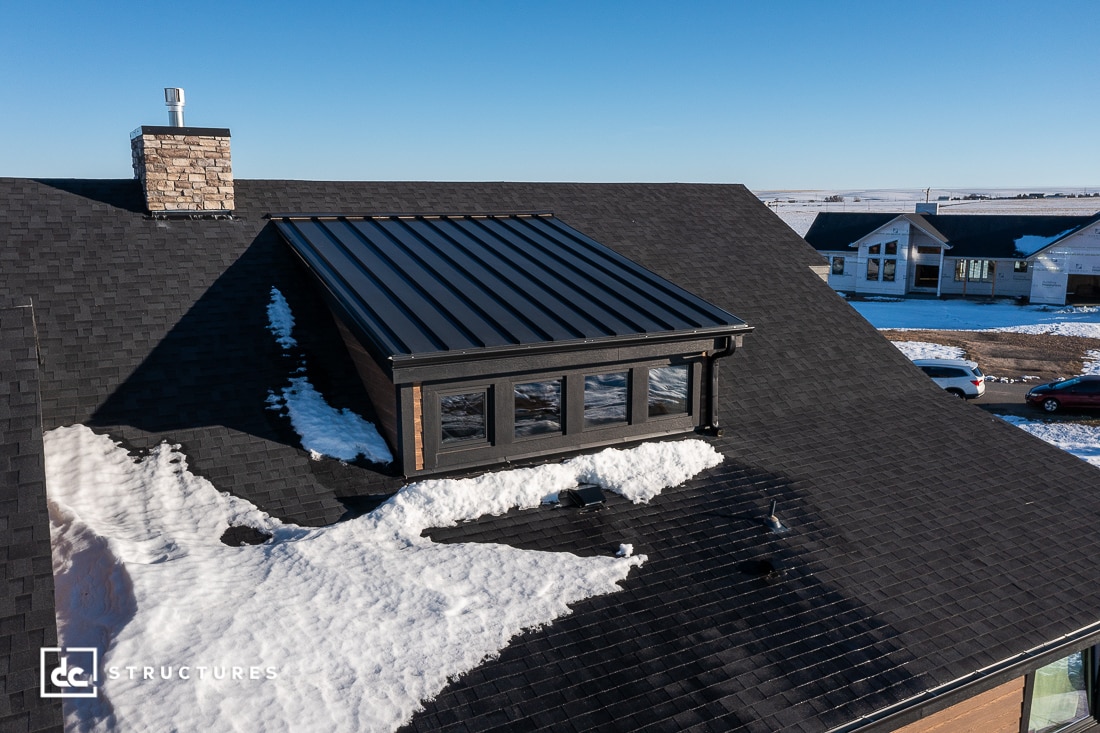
xmin=164 ymin=88 xmax=185 ymax=126
xmin=764 ymin=499 xmax=788 ymax=533
xmin=561 ymin=483 xmax=606 ymax=510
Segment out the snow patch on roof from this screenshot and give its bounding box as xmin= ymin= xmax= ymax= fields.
xmin=46 ymin=425 xmax=721 ymax=733
xmin=267 ymin=377 xmax=393 ymax=464
xmin=1013 ymin=228 xmax=1078 ymax=257
xmin=265 ymin=286 xmax=392 ymax=464
xmin=266 ymin=287 xmax=296 ymax=349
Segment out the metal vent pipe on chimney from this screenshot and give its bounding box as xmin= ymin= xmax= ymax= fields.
xmin=165 ymin=87 xmax=185 ymax=127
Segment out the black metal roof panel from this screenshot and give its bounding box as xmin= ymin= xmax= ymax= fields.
xmin=273 ymin=213 xmax=750 ymax=363
xmin=806 ymin=211 xmax=1099 ymax=258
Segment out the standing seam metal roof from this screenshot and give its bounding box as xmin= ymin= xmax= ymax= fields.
xmin=273 ymin=213 xmax=749 ymax=361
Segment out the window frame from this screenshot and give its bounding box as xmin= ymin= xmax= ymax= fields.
xmin=831 ymin=256 xmax=845 ymax=275
xmin=865 ymin=241 xmax=899 ymax=282
xmin=866 ymin=257 xmax=880 ymax=281
xmin=416 ymin=356 xmax=702 ymax=473
xmin=437 ymin=386 xmax=491 ymax=449
xmin=882 ymin=259 xmax=897 ymax=282
xmin=512 ymin=378 xmax=563 ymax=440
xmin=583 ymin=370 xmax=631 ymax=429
xmin=1020 ymin=647 xmax=1098 ymax=733
xmin=1015 ymin=260 xmax=1030 ymax=273
xmin=954 ymin=258 xmax=996 ymax=283
xmin=646 ymin=364 xmax=691 ymax=420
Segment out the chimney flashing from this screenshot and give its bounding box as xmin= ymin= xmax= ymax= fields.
xmin=131 ymin=125 xmax=232 ymax=140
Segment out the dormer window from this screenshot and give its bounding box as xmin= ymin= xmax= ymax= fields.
xmin=274 ymin=213 xmax=752 ymax=475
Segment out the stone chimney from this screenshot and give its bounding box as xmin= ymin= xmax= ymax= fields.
xmin=129 ymin=89 xmax=233 ymax=215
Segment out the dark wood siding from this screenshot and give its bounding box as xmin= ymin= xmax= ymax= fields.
xmin=333 ymin=316 xmax=399 ymax=453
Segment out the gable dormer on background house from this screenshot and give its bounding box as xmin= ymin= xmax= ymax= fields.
xmin=806 ymin=205 xmax=1100 ymax=304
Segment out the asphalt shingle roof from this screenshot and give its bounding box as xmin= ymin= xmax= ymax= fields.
xmin=4 ymin=177 xmax=1100 ymax=731
xmin=0 ymin=299 xmax=62 ymax=733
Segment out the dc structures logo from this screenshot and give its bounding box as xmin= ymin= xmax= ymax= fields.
xmin=40 ymin=647 xmax=98 ymax=698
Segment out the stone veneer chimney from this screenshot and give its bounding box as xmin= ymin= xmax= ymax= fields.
xmin=130 ymin=125 xmax=234 ymax=214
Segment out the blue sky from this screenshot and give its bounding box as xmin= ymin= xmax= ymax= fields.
xmin=3 ymin=1 xmax=1098 ymax=188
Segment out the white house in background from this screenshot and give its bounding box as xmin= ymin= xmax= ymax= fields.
xmin=804 ymin=204 xmax=1100 ymax=304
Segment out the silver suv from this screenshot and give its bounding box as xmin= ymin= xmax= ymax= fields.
xmin=913 ymin=358 xmax=985 ymax=399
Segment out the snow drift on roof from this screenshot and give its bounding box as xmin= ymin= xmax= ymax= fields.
xmin=46 ymin=425 xmax=721 ymax=732
xmin=1013 ymin=227 xmax=1078 ymax=257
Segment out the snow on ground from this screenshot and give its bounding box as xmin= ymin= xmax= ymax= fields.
xmin=998 ymin=416 xmax=1100 ymax=468
xmin=46 ymin=425 xmax=722 ymax=733
xmin=265 ymin=287 xmax=392 ymax=464
xmin=849 ymin=300 xmax=1100 ymax=338
xmin=753 ymin=188 xmax=1100 ymax=237
xmin=891 ymin=341 xmax=965 ymax=361
xmin=1084 ymin=351 xmax=1100 ymax=375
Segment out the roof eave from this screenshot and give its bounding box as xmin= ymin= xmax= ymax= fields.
xmin=829 ymin=617 xmax=1100 ymax=733
xmin=846 ymin=215 xmax=952 ymax=250
xmin=389 ymin=323 xmax=754 ymax=369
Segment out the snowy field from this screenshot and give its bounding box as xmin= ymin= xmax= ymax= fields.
xmin=850 ymin=299 xmax=1100 ymax=338
xmin=753 ymin=187 xmax=1100 ymax=237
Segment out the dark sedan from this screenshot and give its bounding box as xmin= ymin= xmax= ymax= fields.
xmin=1025 ymin=375 xmax=1100 ymax=413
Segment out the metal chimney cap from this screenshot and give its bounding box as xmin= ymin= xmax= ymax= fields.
xmin=164 ymin=88 xmax=185 ymax=126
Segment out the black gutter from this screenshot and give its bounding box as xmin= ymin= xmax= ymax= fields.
xmin=705 ymin=335 xmax=738 ymax=435
xmin=827 ymin=619 xmax=1100 ymax=733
